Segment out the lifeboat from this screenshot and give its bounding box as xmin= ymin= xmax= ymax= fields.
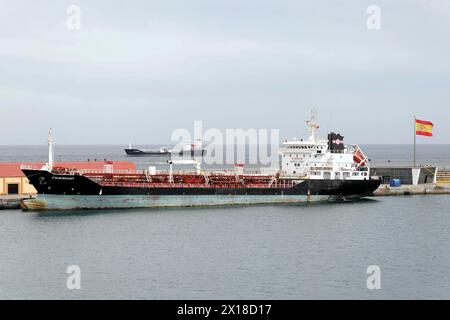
xmin=353 ymin=149 xmax=367 ymax=167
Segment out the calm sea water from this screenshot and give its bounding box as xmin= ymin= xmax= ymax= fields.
xmin=1 ymin=144 xmax=450 ymax=167
xmin=0 ymin=145 xmax=450 ymax=299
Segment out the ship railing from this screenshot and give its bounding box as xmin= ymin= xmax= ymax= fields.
xmin=370 ymin=164 xmax=436 ymax=168
xmin=80 ymin=167 xmax=278 ymax=176
xmin=97 ymin=179 xmax=294 ymax=189
xmin=144 ymin=170 xmax=276 ymax=178
xmin=96 ymin=181 xmax=291 ymax=189
xmin=79 ymin=169 xmax=138 ymax=175
xmin=96 ymin=182 xmax=230 ymax=189
xmin=83 ymin=172 xmax=279 ymax=182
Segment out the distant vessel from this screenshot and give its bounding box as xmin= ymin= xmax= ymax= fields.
xmin=125 ymin=145 xmax=171 ymax=157
xmin=125 ymin=140 xmax=205 ymax=157
xmin=21 ymin=112 xmax=381 ymax=210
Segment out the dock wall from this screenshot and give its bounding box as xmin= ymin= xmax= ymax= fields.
xmin=374 ymin=184 xmax=450 ymax=196
xmin=0 ymin=195 xmax=28 ymax=210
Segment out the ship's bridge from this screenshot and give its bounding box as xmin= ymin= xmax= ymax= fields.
xmin=278 ymin=111 xmax=370 ymax=180
xmin=281 ymin=139 xmax=328 ymax=154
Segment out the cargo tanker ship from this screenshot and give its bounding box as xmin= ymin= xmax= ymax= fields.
xmin=20 ymin=113 xmax=381 ymax=210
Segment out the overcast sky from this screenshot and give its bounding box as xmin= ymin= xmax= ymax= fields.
xmin=0 ymin=0 xmax=449 ymax=145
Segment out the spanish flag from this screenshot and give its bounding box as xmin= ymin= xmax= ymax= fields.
xmin=415 ymin=119 xmax=434 ymax=137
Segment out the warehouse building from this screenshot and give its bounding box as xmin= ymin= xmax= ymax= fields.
xmin=0 ymin=163 xmax=36 ymax=195
xmin=370 ymin=166 xmax=437 ymax=185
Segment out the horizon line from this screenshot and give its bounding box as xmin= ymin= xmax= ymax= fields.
xmin=0 ymin=143 xmax=448 ymax=147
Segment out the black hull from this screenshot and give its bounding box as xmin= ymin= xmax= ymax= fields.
xmin=125 ymin=149 xmax=170 ymax=156
xmin=125 ymin=149 xmax=205 ymax=157
xmin=22 ymin=169 xmax=381 ymax=197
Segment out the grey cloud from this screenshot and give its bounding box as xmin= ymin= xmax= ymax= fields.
xmin=0 ymin=0 xmax=449 ymax=145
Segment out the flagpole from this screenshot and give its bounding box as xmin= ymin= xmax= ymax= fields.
xmin=414 ymin=115 xmax=416 ymax=168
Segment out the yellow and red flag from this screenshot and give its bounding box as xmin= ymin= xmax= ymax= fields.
xmin=415 ymin=119 xmax=434 ymax=137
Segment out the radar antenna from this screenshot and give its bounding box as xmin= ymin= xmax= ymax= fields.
xmin=306 ymin=109 xmax=320 ymax=142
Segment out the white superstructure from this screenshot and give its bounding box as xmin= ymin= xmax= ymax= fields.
xmin=279 ymin=111 xmax=370 ymax=180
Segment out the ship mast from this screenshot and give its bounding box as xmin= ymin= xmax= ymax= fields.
xmin=306 ymin=109 xmax=320 ymax=143
xmin=46 ymin=129 xmax=54 ymax=171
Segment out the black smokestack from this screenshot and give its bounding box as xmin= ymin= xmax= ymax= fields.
xmin=328 ymin=133 xmax=345 ymax=153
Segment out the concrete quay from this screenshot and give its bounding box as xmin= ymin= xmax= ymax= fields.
xmin=0 ymin=195 xmax=33 ymax=210
xmin=373 ymin=184 xmax=450 ymax=196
